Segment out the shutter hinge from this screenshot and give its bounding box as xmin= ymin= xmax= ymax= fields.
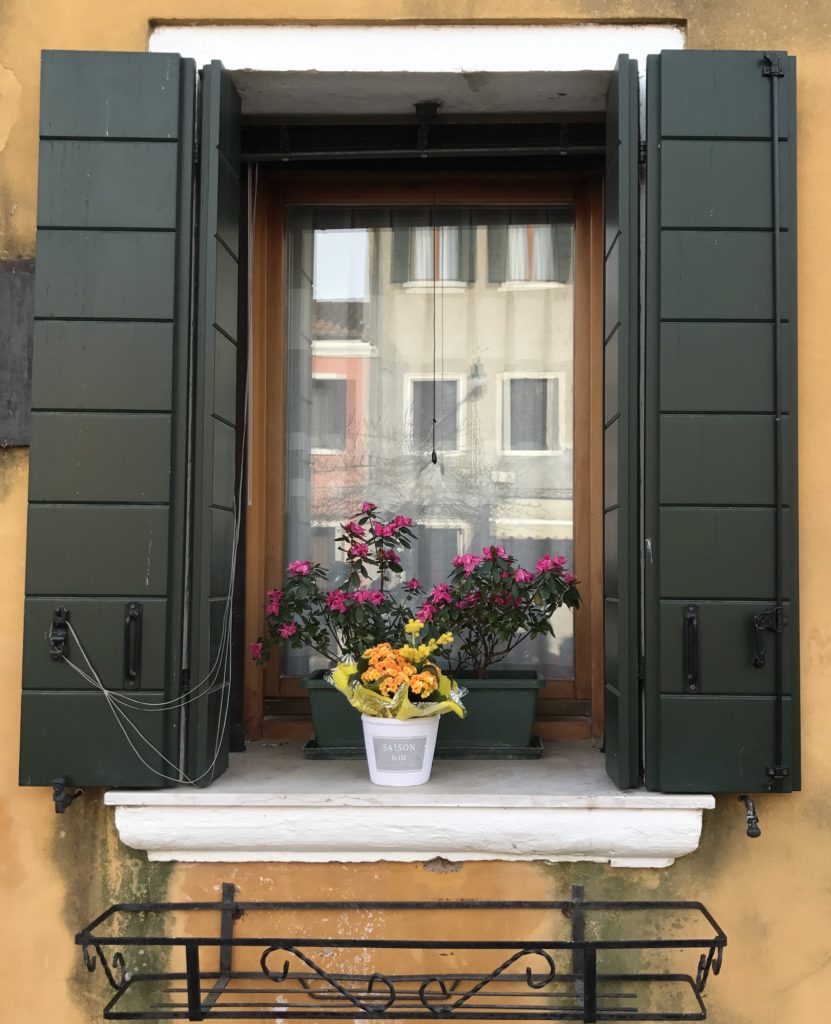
xmin=762 ymin=53 xmax=786 ymax=78
xmin=181 ymin=669 xmax=191 ymax=694
xmin=193 ymin=135 xmax=201 ymax=168
xmin=638 ymin=140 xmax=647 ymax=166
xmin=752 ymin=605 xmax=788 ymax=668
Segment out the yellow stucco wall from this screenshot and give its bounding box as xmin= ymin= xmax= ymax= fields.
xmin=2 ymin=4 xmax=831 ymax=1023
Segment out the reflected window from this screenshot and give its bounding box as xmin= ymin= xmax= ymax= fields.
xmin=502 ymin=376 xmax=561 ymax=453
xmin=311 ymin=377 xmax=347 ymax=452
xmin=411 ymin=226 xmax=461 ymax=281
xmin=409 ymin=378 xmax=460 ymax=453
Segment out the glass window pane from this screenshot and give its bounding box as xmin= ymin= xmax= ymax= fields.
xmin=285 ymin=206 xmax=575 ymax=678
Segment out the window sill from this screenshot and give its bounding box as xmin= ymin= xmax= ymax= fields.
xmin=401 ymin=280 xmax=468 ymax=293
xmin=105 ymin=742 xmax=714 ymax=868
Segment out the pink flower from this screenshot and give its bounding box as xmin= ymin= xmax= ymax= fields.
xmin=483 ymin=544 xmax=508 ymax=561
xmin=288 ymin=560 xmax=312 ymax=576
xmin=348 ymin=542 xmax=369 ymax=558
xmin=326 ymin=589 xmax=348 ymax=613
xmin=380 ymin=547 xmax=400 ymax=564
xmin=344 ymin=520 xmax=365 ymax=537
xmin=279 ymin=622 xmax=297 ymax=639
xmin=431 ymin=583 xmax=453 ymax=605
xmin=563 ymin=572 xmax=577 ymax=585
xmin=266 ymin=588 xmax=282 ymax=615
xmin=371 ymin=521 xmax=396 ymax=538
xmin=453 ymin=553 xmax=484 ymax=575
xmin=249 ymin=641 xmax=264 ymax=660
xmin=361 ymin=501 xmax=377 ymax=513
xmin=368 ymin=590 xmax=386 ymax=606
xmin=405 ymin=578 xmax=420 ymax=591
xmin=391 ymin=514 xmax=413 ymax=529
xmin=456 ymin=591 xmax=481 ymax=610
xmin=536 ymin=554 xmax=567 ymax=574
xmin=514 ymin=568 xmax=535 ymax=583
xmin=416 ymin=602 xmax=435 ymax=623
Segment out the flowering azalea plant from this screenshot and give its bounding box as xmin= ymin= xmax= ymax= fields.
xmin=330 ymin=627 xmax=466 ymax=720
xmin=250 ymin=501 xmax=580 ymax=683
xmin=411 ymin=545 xmax=581 ymax=677
xmin=250 ymin=503 xmax=426 ymax=667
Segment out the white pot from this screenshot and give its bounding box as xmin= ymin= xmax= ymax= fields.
xmin=360 ymin=714 xmax=439 ymax=786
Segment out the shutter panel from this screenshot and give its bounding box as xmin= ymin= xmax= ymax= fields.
xmin=644 ymin=51 xmax=799 ymax=792
xmin=186 ymin=62 xmax=241 ymax=784
xmin=603 ymin=55 xmax=640 ymax=789
xmin=20 ymin=52 xmax=194 ymax=787
xmin=458 ymin=224 xmax=476 ymax=283
xmin=391 ymin=226 xmax=410 ymax=282
xmin=487 ymin=221 xmax=508 ymax=284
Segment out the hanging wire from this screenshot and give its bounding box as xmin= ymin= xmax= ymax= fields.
xmin=431 ymin=210 xmax=438 ymax=465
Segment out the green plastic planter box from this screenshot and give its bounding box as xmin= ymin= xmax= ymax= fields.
xmin=302 ymin=669 xmax=543 ymax=759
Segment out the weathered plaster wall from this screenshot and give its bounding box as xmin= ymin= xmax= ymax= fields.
xmin=1 ymin=3 xmax=830 ymax=1023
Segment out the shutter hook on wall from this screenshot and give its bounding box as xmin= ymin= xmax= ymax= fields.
xmin=738 ymin=795 xmax=761 ymax=838
xmin=52 ymin=777 xmax=84 ymax=814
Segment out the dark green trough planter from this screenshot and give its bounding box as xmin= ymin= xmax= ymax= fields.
xmin=302 ymin=669 xmax=543 ymax=759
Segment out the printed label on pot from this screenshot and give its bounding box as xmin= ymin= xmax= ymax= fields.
xmin=372 ymin=736 xmax=427 ymax=772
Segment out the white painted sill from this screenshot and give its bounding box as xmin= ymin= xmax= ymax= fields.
xmin=106 ymin=742 xmax=713 ymax=868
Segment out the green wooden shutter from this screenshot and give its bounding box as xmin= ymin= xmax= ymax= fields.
xmin=20 ymin=52 xmax=195 ymax=787
xmin=603 ymin=55 xmax=640 ymax=789
xmin=458 ymin=223 xmax=476 ymax=283
xmin=391 ymin=226 xmax=410 ymax=282
xmin=644 ymin=50 xmax=799 ymax=793
xmin=186 ymin=62 xmax=241 ymax=784
xmin=487 ymin=220 xmax=508 ymax=284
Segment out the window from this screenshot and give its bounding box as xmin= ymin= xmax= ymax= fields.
xmin=21 ymin=48 xmax=800 ymax=798
xmin=311 ymin=376 xmax=347 ymax=453
xmin=410 ymin=226 xmax=462 ymax=282
xmin=408 ymin=377 xmax=461 ymax=453
xmin=488 ymin=210 xmax=573 ymax=287
xmin=272 ymin=186 xmax=592 ymax=701
xmin=501 ymin=374 xmax=563 ymax=453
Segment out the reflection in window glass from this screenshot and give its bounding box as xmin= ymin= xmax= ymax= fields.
xmin=505 ymin=377 xmax=560 ymax=452
xmin=285 ymin=207 xmax=575 ymax=678
xmin=411 ymin=226 xmax=461 ymax=281
xmin=311 ymin=377 xmax=347 ymax=452
xmin=411 ymin=379 xmax=459 ymax=452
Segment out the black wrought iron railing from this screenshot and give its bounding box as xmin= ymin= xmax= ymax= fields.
xmin=76 ymin=885 xmax=726 ymax=1022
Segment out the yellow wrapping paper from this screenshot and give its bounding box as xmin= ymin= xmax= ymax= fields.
xmin=330 ymin=663 xmax=467 ymax=720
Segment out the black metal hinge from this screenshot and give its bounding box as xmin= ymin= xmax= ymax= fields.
xmin=762 ymin=53 xmax=786 ymax=78
xmin=638 ymin=140 xmax=647 ymax=166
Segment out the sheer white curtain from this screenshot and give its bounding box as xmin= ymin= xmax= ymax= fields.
xmin=411 ymin=226 xmax=460 ymax=281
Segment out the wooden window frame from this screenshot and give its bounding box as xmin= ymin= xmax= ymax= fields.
xmin=245 ymin=171 xmax=604 ymax=742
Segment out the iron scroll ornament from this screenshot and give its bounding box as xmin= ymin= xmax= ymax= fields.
xmin=419 ymin=947 xmax=557 ymax=1014
xmin=260 ymin=944 xmax=396 ymax=1013
xmin=82 ymin=941 xmax=129 ymax=991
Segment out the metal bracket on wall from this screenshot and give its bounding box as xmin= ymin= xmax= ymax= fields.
xmin=52 ymin=777 xmax=84 ymax=814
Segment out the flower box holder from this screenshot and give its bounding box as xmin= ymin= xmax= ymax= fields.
xmin=303 ymin=667 xmax=544 ymax=760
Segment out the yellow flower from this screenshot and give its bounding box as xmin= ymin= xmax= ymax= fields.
xmin=438 ymin=631 xmax=454 ymax=647
xmin=404 ymin=619 xmax=424 ymax=635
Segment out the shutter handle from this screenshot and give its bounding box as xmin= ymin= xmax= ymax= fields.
xmin=682 ymin=605 xmax=700 ymax=693
xmin=123 ymin=603 xmax=143 ymax=690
